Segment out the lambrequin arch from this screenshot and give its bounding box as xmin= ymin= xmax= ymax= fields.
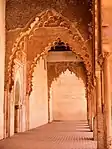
xmin=47 ymin=62 xmax=87 ymax=89
xmin=7 ymin=9 xmax=93 ymax=94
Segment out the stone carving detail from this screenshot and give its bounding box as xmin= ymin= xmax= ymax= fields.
xmin=6 ymin=9 xmax=93 ymax=95
xmin=37 ymin=9 xmax=70 ymax=28
xmin=97 ymin=54 xmax=104 ymax=68
xmin=5 ymin=38 xmax=26 ymax=91
xmin=97 ymin=52 xmax=112 ymax=69
xmin=50 ymin=38 xmax=71 ymax=51
xmin=47 ymin=62 xmax=87 ymax=89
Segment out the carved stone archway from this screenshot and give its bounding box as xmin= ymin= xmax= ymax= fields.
xmin=47 ymin=61 xmax=87 ymax=122
xmin=47 ymin=62 xmax=87 ymax=89
xmin=14 ymin=80 xmax=20 ymax=133
xmin=6 ymin=9 xmax=93 ymax=96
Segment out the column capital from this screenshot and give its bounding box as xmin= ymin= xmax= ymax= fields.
xmin=97 ymin=52 xmax=112 ymax=69
xmin=97 ymin=54 xmax=104 ymax=68
xmin=103 ymin=51 xmax=112 ymax=60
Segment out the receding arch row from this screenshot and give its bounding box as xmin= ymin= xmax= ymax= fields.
xmin=6 ymin=9 xmax=93 ymax=95
xmin=27 ymin=39 xmax=92 ymax=95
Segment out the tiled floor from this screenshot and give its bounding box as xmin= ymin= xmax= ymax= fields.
xmin=0 ymin=121 xmax=97 ymax=149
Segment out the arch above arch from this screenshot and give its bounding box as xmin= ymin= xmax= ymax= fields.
xmin=7 ymin=9 xmax=93 ymax=95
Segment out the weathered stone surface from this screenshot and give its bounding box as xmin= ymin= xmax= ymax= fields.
xmin=6 ymin=0 xmax=92 ymax=40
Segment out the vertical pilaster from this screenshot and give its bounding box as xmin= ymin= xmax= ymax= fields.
xmin=26 ymin=94 xmax=29 ymax=130
xmin=15 ymin=105 xmax=20 ymax=133
xmin=48 ymin=89 xmax=51 ymax=123
xmin=87 ymin=85 xmax=93 ymax=132
xmin=96 ymin=70 xmax=105 ymax=149
xmin=103 ymin=53 xmax=112 ymax=149
xmin=88 ymin=98 xmax=92 ymax=131
xmin=92 ymin=84 xmax=97 ymax=140
xmin=0 ymin=0 xmax=5 ymax=140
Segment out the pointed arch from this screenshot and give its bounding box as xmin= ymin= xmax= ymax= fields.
xmin=47 ymin=62 xmax=87 ymax=89
xmin=6 ymin=9 xmax=93 ymax=94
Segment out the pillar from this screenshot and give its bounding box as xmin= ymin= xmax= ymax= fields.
xmin=87 ymin=87 xmax=93 ymax=131
xmin=96 ymin=70 xmax=105 ymax=149
xmin=15 ymin=105 xmax=20 ymax=133
xmin=0 ymin=0 xmax=5 ymax=140
xmin=88 ymin=98 xmax=92 ymax=131
xmin=103 ymin=53 xmax=112 ymax=149
xmin=26 ymin=94 xmax=29 ymax=130
xmin=93 ymin=85 xmax=97 ymax=140
xmin=8 ymin=91 xmax=11 ymax=137
xmin=87 ymin=96 xmax=89 ymax=121
xmin=4 ymin=90 xmax=7 ymax=138
xmin=48 ymin=87 xmax=53 ymax=123
xmin=48 ymin=89 xmax=50 ymax=123
xmin=93 ymin=114 xmax=97 ymax=141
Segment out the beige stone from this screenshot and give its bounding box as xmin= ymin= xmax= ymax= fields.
xmin=1 ymin=1 xmax=112 ymax=149
xmin=0 ymin=0 xmax=5 ymax=140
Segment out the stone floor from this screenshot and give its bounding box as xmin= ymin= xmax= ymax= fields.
xmin=0 ymin=120 xmax=97 ymax=149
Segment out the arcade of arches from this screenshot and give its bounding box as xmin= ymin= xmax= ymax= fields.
xmin=1 ymin=0 xmax=112 ymax=149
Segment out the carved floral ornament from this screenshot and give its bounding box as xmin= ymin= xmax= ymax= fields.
xmin=97 ymin=52 xmax=112 ymax=69
xmin=5 ymin=39 xmax=25 ymax=91
xmin=7 ymin=9 xmax=93 ymax=94
xmin=47 ymin=62 xmax=87 ymax=88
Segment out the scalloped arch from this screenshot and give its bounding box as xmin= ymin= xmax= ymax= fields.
xmin=7 ymin=9 xmax=93 ymax=94
xmin=47 ymin=62 xmax=87 ymax=89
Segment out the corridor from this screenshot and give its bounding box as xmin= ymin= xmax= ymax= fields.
xmin=0 ymin=121 xmax=97 ymax=149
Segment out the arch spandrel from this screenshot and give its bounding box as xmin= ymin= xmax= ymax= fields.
xmin=6 ymin=9 xmax=93 ymax=94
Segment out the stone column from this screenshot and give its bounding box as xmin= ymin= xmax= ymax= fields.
xmin=87 ymin=98 xmax=89 ymax=121
xmin=103 ymin=53 xmax=112 ymax=149
xmin=88 ymin=98 xmax=92 ymax=131
xmin=48 ymin=89 xmax=50 ymax=123
xmin=26 ymin=94 xmax=29 ymax=130
xmin=0 ymin=0 xmax=5 ymax=140
xmin=91 ymin=87 xmax=96 ymax=132
xmin=4 ymin=90 xmax=7 ymax=138
xmin=96 ymin=69 xmax=105 ymax=149
xmin=7 ymin=90 xmax=11 ymax=137
xmin=4 ymin=89 xmax=10 ymax=138
xmin=15 ymin=105 xmax=20 ymax=133
xmin=93 ymin=85 xmax=97 ymax=140
xmin=87 ymin=87 xmax=93 ymax=131
xmin=48 ymin=86 xmax=53 ymax=123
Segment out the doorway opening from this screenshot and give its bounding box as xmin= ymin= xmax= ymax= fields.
xmin=51 ymin=69 xmax=87 ymax=121
xmin=14 ymin=81 xmax=20 ymax=133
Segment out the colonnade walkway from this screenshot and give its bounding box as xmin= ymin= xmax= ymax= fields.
xmin=0 ymin=120 xmax=97 ymax=149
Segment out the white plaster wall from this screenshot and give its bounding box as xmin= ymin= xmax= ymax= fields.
xmin=0 ymin=0 xmax=5 ymax=139
xmin=29 ymin=57 xmax=48 ymax=129
xmin=52 ymin=70 xmax=87 ymax=121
